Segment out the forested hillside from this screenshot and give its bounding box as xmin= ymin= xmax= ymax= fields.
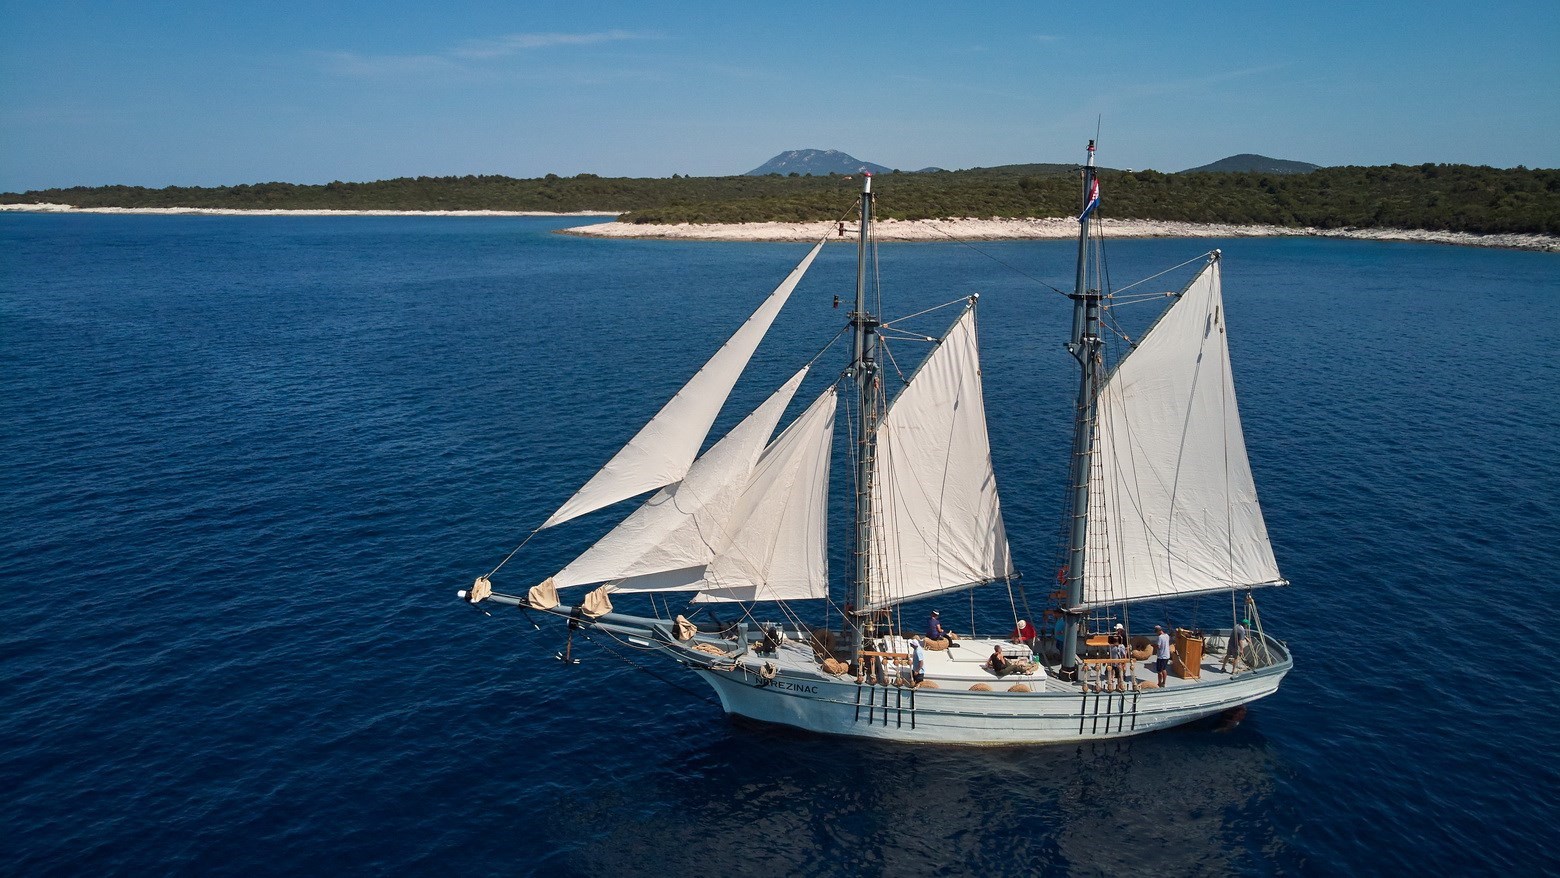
xmin=6 ymin=163 xmax=1556 ymax=235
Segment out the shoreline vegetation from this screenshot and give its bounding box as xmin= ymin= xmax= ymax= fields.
xmin=3 ymin=161 xmax=1555 ymax=251
xmin=4 ymin=203 xmax=1554 ymax=252
xmin=555 ymin=216 xmax=1560 ymax=252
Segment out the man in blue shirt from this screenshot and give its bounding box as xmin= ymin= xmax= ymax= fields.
xmin=926 ymin=610 xmax=949 ymax=642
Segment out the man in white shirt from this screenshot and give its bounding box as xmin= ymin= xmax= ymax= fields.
xmin=1155 ymin=624 xmax=1172 ymax=686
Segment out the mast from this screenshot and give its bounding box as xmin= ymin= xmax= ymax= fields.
xmin=847 ymin=174 xmax=880 ymax=668
xmin=1061 ymin=140 xmax=1102 ymax=681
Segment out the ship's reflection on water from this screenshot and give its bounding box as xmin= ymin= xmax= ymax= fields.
xmin=536 ymin=710 xmax=1295 ymax=877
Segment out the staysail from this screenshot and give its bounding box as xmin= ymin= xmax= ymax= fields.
xmin=542 ymin=241 xmax=825 ymax=529
xmin=551 ymin=369 xmax=809 ymax=588
xmin=614 ymin=386 xmax=837 ymax=603
xmin=1083 ymin=259 xmax=1282 ymax=607
xmin=866 ymin=306 xmax=1012 ymax=610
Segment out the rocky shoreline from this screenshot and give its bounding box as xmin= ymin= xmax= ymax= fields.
xmin=558 ymin=216 xmax=1560 ymax=253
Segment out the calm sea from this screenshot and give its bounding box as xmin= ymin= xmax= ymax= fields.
xmin=2 ymin=214 xmax=1556 ymax=876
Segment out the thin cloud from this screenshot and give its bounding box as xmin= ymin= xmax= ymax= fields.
xmin=319 ymin=51 xmax=457 ymax=78
xmin=452 ymin=30 xmax=655 ymax=60
xmin=321 ymin=30 xmax=659 ymax=79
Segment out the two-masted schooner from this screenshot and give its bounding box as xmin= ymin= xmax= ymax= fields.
xmin=458 ymin=143 xmax=1292 ymax=744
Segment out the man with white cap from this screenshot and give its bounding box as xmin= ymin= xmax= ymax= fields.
xmin=1155 ymin=624 xmax=1172 ymax=686
xmin=909 ymin=637 xmax=927 ymax=684
xmin=925 ymin=609 xmax=949 ymax=643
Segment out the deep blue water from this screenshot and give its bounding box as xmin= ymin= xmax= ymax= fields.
xmin=2 ymin=214 xmax=1557 ymax=876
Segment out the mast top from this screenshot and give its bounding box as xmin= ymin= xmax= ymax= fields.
xmin=862 ymin=172 xmax=872 ymax=195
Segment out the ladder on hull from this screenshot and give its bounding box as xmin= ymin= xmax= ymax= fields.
xmin=1078 ymin=659 xmax=1140 ymax=735
xmin=854 ymin=678 xmax=917 ymax=730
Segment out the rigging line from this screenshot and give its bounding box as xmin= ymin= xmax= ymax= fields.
xmin=803 ymin=322 xmax=851 ymax=372
xmin=877 ymin=328 xmax=939 ymax=343
xmin=879 ymin=337 xmax=910 ymax=387
xmin=1109 ymin=251 xmax=1216 ymax=296
xmin=487 ymin=526 xmax=542 ymax=578
xmin=590 ymin=635 xmax=718 ymax=702
xmin=918 ymin=219 xmax=1073 ymax=297
xmin=879 ymin=296 xmax=974 ymax=328
xmin=1105 ymin=291 xmax=1178 ymax=308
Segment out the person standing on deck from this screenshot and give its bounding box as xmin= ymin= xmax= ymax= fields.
xmin=1155 ymin=624 xmax=1172 ymax=687
xmin=909 ymin=638 xmax=926 ymax=684
xmin=1222 ymin=618 xmax=1249 ymax=672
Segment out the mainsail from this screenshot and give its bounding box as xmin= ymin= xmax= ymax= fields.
xmin=1084 ymin=260 xmax=1282 ymax=607
xmin=616 ymin=386 xmax=837 ymax=603
xmin=866 ymin=306 xmax=1012 ymax=610
xmin=551 ymin=369 xmax=809 ymax=588
xmin=542 ymin=241 xmax=825 ymax=529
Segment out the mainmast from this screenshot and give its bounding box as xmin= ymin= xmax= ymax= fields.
xmin=1061 ymin=140 xmax=1102 ymax=681
xmin=847 ymin=174 xmax=880 ymax=669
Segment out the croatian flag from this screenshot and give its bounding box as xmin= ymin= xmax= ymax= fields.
xmin=1078 ymin=177 xmax=1100 ymax=222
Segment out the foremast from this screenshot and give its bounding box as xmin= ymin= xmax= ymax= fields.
xmin=1061 ymin=140 xmax=1102 ymax=681
xmin=847 ymin=174 xmax=880 ymax=670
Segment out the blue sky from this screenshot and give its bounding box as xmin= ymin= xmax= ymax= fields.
xmin=2 ymin=1 xmax=1557 ymax=190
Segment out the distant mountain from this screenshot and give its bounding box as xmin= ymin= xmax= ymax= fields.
xmin=1182 ymin=154 xmax=1320 ymax=174
xmin=746 ymin=149 xmax=895 ymax=176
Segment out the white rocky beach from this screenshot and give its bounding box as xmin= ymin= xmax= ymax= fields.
xmin=3 ymin=203 xmax=1553 ymax=251
xmin=559 ymin=216 xmax=1560 ymax=253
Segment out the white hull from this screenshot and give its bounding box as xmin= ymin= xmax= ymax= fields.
xmin=694 ymin=664 xmax=1286 ymax=745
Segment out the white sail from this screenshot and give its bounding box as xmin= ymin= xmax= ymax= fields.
xmin=1084 ymin=259 xmax=1282 ymax=607
xmin=866 ymin=307 xmax=1012 ymax=610
xmin=695 ymin=386 xmax=836 ymax=603
xmin=614 ymin=386 xmax=837 ymax=603
xmin=551 ymin=368 xmax=809 ymax=588
xmin=542 ymin=241 xmax=825 ymax=529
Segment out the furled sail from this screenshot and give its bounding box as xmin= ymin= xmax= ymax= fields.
xmin=866 ymin=306 xmax=1012 ymax=610
xmin=614 ymin=386 xmax=837 ymax=603
xmin=551 ymin=368 xmax=809 ymax=588
xmin=1083 ymin=259 xmax=1282 ymax=607
xmin=542 ymin=241 xmax=825 ymax=529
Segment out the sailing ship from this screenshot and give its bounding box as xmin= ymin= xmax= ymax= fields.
xmin=458 ymin=141 xmax=1292 ymax=744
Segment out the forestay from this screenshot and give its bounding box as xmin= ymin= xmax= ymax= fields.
xmin=542 ymin=240 xmax=825 ymax=529
xmin=551 ymin=369 xmax=809 ymax=588
xmin=1084 ymin=260 xmax=1282 ymax=607
xmin=866 ymin=306 xmax=1012 ymax=610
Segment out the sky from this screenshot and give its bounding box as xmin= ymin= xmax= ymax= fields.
xmin=2 ymin=1 xmax=1558 ymax=191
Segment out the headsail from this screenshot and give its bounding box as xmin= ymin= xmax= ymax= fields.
xmin=866 ymin=306 xmax=1012 ymax=610
xmin=552 ymin=368 xmax=809 ymax=588
xmin=1084 ymin=259 xmax=1282 ymax=607
xmin=614 ymin=386 xmax=837 ymax=603
xmin=542 ymin=240 xmax=825 ymax=529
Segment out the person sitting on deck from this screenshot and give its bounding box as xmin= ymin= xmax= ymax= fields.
xmin=986 ymin=645 xmax=1012 ymax=677
xmin=926 ymin=610 xmax=951 ymax=642
xmin=1107 ymin=634 xmax=1128 ymax=691
xmin=1009 ymin=619 xmax=1037 ymax=648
